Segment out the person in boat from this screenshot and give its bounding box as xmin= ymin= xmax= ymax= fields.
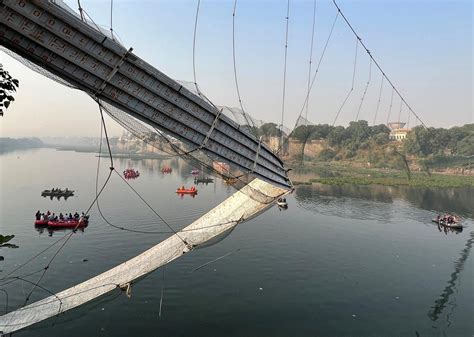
xmin=74 ymin=212 xmax=79 ymax=220
xmin=59 ymin=213 xmax=64 ymax=220
xmin=68 ymin=213 xmax=73 ymax=220
xmin=35 ymin=210 xmax=41 ymax=220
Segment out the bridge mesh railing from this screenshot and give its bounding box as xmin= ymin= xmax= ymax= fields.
xmin=1 ymin=47 xmax=283 ymax=204
xmin=100 ymin=100 xmax=280 ymax=205
xmin=1 ymin=47 xmax=78 ymax=90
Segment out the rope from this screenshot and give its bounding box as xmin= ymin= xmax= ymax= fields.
xmin=398 ymin=97 xmax=403 ymax=125
xmin=332 ymin=37 xmax=358 ymax=126
xmin=279 ymin=0 xmax=290 ymax=153
xmin=158 ymin=266 xmax=165 ymax=317
xmin=191 ymin=248 xmax=241 ymax=273
xmin=0 ymin=236 xmax=66 ymax=282
xmin=372 ymin=73 xmax=384 ymax=125
xmin=407 ymin=108 xmax=411 ymax=129
xmin=232 ymin=0 xmax=247 ymax=123
xmin=386 ymin=88 xmax=394 ymax=124
xmin=77 ymin=0 xmax=85 ymax=21
xmin=332 ymin=0 xmax=427 ymax=128
xmin=95 ymin=103 xmax=191 ymax=243
xmin=20 ymin=168 xmax=112 ymax=307
xmin=149 ymin=126 xmax=283 ymax=204
xmin=305 ymin=0 xmax=317 ymax=123
xmin=192 ymin=0 xmax=201 ymax=97
xmin=275 ymin=11 xmax=339 ymax=155
xmin=110 ymin=0 xmax=114 ymax=40
xmin=112 ymin=169 xmax=190 ymax=244
xmin=355 ymin=57 xmax=372 ymax=121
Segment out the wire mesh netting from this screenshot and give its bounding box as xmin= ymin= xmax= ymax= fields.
xmin=1 ymin=47 xmax=284 ymax=205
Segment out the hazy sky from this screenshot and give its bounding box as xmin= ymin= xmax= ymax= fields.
xmin=1 ymin=0 xmax=472 ymax=137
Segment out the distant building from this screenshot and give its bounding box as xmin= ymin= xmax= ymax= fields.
xmin=387 ymin=122 xmax=410 ymax=141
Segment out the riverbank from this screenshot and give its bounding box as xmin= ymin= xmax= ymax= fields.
xmin=289 ymin=162 xmax=474 ymax=188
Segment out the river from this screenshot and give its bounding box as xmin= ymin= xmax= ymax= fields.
xmin=1 ymin=148 xmax=472 ymax=336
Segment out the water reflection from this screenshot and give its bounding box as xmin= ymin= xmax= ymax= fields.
xmin=34 ymin=226 xmax=86 ymax=237
xmin=295 ymin=184 xmax=474 ymax=221
xmin=436 ymin=222 xmax=463 ymax=235
xmin=428 ymin=231 xmax=474 ymax=325
xmin=295 ymin=184 xmax=396 ymax=222
xmin=41 ymin=194 xmax=74 ymax=201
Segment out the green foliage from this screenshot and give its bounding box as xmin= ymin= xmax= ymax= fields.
xmin=404 ymin=124 xmax=474 ymax=157
xmin=0 ymin=63 xmax=19 ymax=116
xmin=318 ymin=148 xmax=336 ymax=161
xmin=0 ymin=235 xmax=14 ymax=245
xmin=325 ymin=121 xmax=390 ymax=158
xmin=258 ymin=122 xmax=281 ymax=138
xmin=306 ymin=163 xmax=474 ymax=188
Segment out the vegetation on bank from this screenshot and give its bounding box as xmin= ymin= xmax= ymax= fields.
xmin=288 ymin=121 xmax=473 ymax=168
xmin=291 ymin=163 xmax=474 ymax=188
xmin=284 ymin=121 xmax=473 ymax=187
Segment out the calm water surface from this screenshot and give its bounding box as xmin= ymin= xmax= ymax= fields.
xmin=1 ymin=149 xmax=473 ymax=337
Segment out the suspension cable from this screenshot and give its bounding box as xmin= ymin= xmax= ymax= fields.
xmin=232 ymin=0 xmax=247 ymax=121
xmin=372 ymin=73 xmax=384 ymax=125
xmin=398 ymin=97 xmax=403 ymax=125
xmin=305 ymin=0 xmax=317 ymax=123
xmin=110 ymin=0 xmax=114 ymax=40
xmin=77 ymin=0 xmax=85 ymax=21
xmin=355 ymin=57 xmax=372 ymax=121
xmin=332 ymin=0 xmax=426 ymax=128
xmin=386 ymin=88 xmax=394 ymax=124
xmin=279 ymin=0 xmax=290 ymax=153
xmin=295 ymin=11 xmax=339 ymax=131
xmin=95 ymin=102 xmax=190 ymax=243
xmin=332 ymin=37 xmax=358 ymax=126
xmin=192 ymin=0 xmax=202 ymax=96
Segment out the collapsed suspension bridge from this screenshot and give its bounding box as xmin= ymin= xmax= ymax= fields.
xmin=0 ymin=0 xmax=428 ymax=334
xmin=0 ymin=0 xmax=293 ymax=333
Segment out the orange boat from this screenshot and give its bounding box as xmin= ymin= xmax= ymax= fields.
xmin=176 ymin=186 xmax=198 ymax=195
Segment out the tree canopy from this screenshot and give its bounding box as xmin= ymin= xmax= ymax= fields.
xmin=404 ymin=124 xmax=474 ymax=157
xmin=0 ymin=64 xmax=19 ymax=116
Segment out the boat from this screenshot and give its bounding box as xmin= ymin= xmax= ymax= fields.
xmin=124 ymin=169 xmax=140 ymax=179
xmin=161 ymin=167 xmax=172 ymax=173
xmin=191 ymin=169 xmax=200 ymax=175
xmin=34 ymin=219 xmax=49 ymax=226
xmin=48 ymin=218 xmax=88 ymax=229
xmin=432 ymin=218 xmax=463 ymax=229
xmin=176 ymin=187 xmax=198 ymax=195
xmin=41 ymin=189 xmax=74 ymax=196
xmin=194 ymin=177 xmax=214 ymax=184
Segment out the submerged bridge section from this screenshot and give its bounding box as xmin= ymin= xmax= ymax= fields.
xmin=0 ymin=0 xmax=292 ymax=189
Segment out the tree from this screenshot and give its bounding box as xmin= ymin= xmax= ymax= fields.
xmin=259 ymin=123 xmax=281 ymax=138
xmin=0 ymin=64 xmax=19 ymax=116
